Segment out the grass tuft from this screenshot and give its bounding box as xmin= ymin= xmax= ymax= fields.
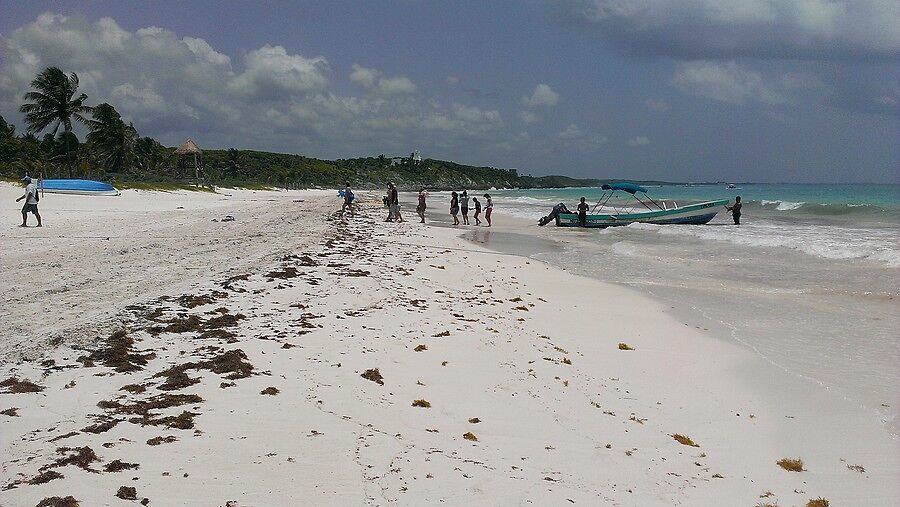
xmin=776 ymin=458 xmax=804 ymax=472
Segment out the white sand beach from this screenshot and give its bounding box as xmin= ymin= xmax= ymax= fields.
xmin=1 ymin=184 xmax=897 ymax=506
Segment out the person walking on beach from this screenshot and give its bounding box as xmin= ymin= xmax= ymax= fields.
xmin=416 ymin=188 xmax=427 ymax=223
xmin=341 ymin=181 xmax=355 ymax=215
xmin=450 ymin=191 xmax=460 ymax=225
xmin=577 ymin=196 xmax=589 ymax=227
xmin=460 ymin=190 xmax=470 ymax=225
xmin=16 ymin=176 xmax=41 ymax=227
xmin=725 ymin=196 xmax=742 ymax=225
xmin=389 ymin=182 xmax=403 ymax=222
xmin=483 ymin=193 xmax=493 ymax=227
xmin=472 ymin=196 xmax=482 ymax=226
xmin=385 ymin=183 xmax=394 ymax=221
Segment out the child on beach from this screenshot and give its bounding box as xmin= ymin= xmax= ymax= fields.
xmin=16 ymin=176 xmax=41 ymax=227
xmin=460 ymin=190 xmax=470 ymax=225
xmin=416 ymin=188 xmax=427 ymax=223
xmin=472 ymin=197 xmax=482 ymax=225
xmin=450 ymin=191 xmax=460 ymax=225
xmin=483 ymin=194 xmax=493 ymax=227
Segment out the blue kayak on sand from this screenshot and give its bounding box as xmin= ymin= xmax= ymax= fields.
xmin=39 ymin=179 xmax=120 ymax=196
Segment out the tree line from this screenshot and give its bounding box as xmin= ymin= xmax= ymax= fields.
xmin=2 ymin=66 xmax=604 ymax=190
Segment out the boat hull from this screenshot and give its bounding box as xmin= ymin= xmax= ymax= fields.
xmin=39 ymin=179 xmax=120 ymax=196
xmin=556 ymin=200 xmax=728 ymax=228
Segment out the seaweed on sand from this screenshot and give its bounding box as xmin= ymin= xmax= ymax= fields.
xmin=104 ymin=460 xmax=140 ymax=472
xmin=45 ymin=446 xmax=100 ymax=472
xmin=361 ymin=368 xmax=384 ymax=385
xmin=119 ymin=384 xmax=147 ymax=394
xmin=77 ymin=330 xmax=155 ymax=372
xmin=35 ymin=496 xmax=79 ymax=507
xmin=0 ymin=377 xmax=45 ymax=393
xmin=29 ymin=470 xmax=64 ymax=484
xmin=412 ymin=399 xmax=431 ymax=408
xmin=414 ymin=344 xmax=428 ymax=352
xmin=618 ymin=343 xmax=634 ymax=350
xmin=463 ymin=432 xmax=478 ymax=441
xmin=265 ymin=267 xmax=299 ymax=279
xmin=81 ymin=418 xmax=121 ymax=434
xmin=177 ymin=291 xmax=227 ymax=309
xmin=153 ymin=349 xmax=254 ymax=391
xmin=776 ymin=458 xmax=804 ymax=472
xmin=146 ymin=435 xmax=177 ymax=446
xmin=260 ymin=387 xmax=279 ymax=395
xmin=806 ymin=498 xmax=829 ymax=507
xmin=672 ymin=434 xmax=700 ymax=447
xmin=116 ymin=486 xmax=137 ymax=500
xmin=97 ymin=393 xmax=202 ymax=429
xmin=1 ymin=407 xmax=19 ymax=416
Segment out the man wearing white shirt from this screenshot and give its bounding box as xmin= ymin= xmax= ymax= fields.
xmin=16 ymin=176 xmax=41 ymax=227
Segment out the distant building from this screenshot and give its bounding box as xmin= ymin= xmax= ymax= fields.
xmin=389 ymin=150 xmax=422 ymax=166
xmin=390 ymin=157 xmax=404 ymax=166
xmin=411 ymin=150 xmax=422 ymax=164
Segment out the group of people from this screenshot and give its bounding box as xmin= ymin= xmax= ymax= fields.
xmin=448 ymin=190 xmax=492 ymax=227
xmin=340 ymin=181 xmax=494 ymax=227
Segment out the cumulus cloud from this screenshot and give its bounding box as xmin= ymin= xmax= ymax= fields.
xmin=672 ymin=61 xmax=789 ymax=104
xmin=0 ymin=13 xmax=517 ymax=160
xmin=518 ymin=110 xmax=541 ymax=124
xmin=627 ymin=136 xmax=650 ymax=147
xmin=522 ymin=83 xmax=560 ymax=107
xmin=349 ymin=64 xmax=417 ymax=95
xmin=561 ymin=0 xmax=900 ymax=61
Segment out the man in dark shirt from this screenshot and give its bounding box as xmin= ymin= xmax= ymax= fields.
xmin=726 ymin=196 xmax=742 ymax=225
xmin=577 ymin=197 xmax=589 ymax=227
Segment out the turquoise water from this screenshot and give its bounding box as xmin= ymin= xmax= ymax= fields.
xmin=459 ymin=183 xmax=900 ymax=433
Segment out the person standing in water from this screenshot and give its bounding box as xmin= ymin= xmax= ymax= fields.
xmin=17 ymin=176 xmax=41 ymax=227
xmin=450 ymin=191 xmax=460 ymax=225
xmin=577 ymin=197 xmax=589 ymax=227
xmin=416 ymin=188 xmax=427 ymax=223
xmin=483 ymin=194 xmax=493 ymax=227
xmin=472 ymin=196 xmax=482 ymax=226
xmin=460 ymin=190 xmax=470 ymax=225
xmin=725 ymin=196 xmax=742 ymax=225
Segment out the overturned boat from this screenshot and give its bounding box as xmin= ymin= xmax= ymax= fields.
xmin=542 ymin=182 xmax=727 ymax=228
xmin=39 ymin=179 xmax=120 ymax=196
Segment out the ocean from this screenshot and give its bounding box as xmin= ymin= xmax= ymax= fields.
xmin=457 ymin=184 xmax=900 ymax=433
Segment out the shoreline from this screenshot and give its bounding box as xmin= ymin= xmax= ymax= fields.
xmin=1 ymin=187 xmax=897 ymax=505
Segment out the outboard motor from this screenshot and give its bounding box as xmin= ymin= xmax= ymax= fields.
xmin=538 ymin=203 xmax=573 ymax=226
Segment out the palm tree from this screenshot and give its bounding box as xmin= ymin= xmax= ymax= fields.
xmin=19 ymin=67 xmax=92 ymax=177
xmin=135 ymin=136 xmax=162 ymax=173
xmin=226 ymin=148 xmax=243 ymax=179
xmin=86 ymin=103 xmax=137 ymax=173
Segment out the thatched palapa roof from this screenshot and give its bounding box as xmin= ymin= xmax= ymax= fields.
xmin=175 ymin=138 xmax=202 ymax=155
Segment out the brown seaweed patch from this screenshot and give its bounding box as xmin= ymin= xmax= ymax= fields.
xmin=116 ymin=486 xmax=137 ymax=500
xmin=48 ymin=431 xmax=80 ymax=443
xmin=1 ymin=407 xmax=19 ymax=416
xmin=414 ymin=344 xmax=428 ymax=352
xmin=36 ymin=496 xmax=79 ymax=507
xmin=433 ymin=331 xmax=450 ymax=337
xmin=412 ymin=399 xmax=431 ymax=408
xmin=177 ymin=291 xmax=226 ymax=309
xmin=672 ymin=434 xmax=700 ymax=447
xmin=0 ymin=377 xmax=45 ymax=393
xmin=81 ymin=418 xmax=121 ymax=434
xmin=29 ymin=470 xmax=64 ymax=484
xmin=462 ymin=431 xmax=478 ymax=441
xmin=265 ymin=267 xmax=299 ymax=279
xmin=104 ymin=460 xmax=140 ymax=472
xmin=847 ymin=463 xmax=865 ymax=473
xmin=260 ymin=387 xmax=279 ymax=395
xmin=361 ymin=368 xmax=384 ymax=385
xmin=146 ymin=435 xmax=177 ymax=446
xmin=46 ymin=446 xmax=99 ymax=472
xmin=468 ymin=417 xmax=481 ymax=424
xmin=78 ymin=330 xmax=155 ymax=372
xmin=618 ymin=343 xmax=634 ymax=351
xmin=140 ymin=410 xmax=195 ymax=430
xmin=120 ymin=384 xmax=147 ymax=394
xmin=204 ymin=313 xmax=246 ymax=330
xmin=777 ymin=458 xmax=804 ymax=472
xmin=155 ymin=365 xmax=201 ymax=391
xmin=806 ymin=499 xmax=829 ymax=507
xmin=283 ymin=254 xmax=318 ymax=266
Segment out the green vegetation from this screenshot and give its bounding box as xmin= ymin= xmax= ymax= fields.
xmin=1 ymin=66 xmax=662 ymax=191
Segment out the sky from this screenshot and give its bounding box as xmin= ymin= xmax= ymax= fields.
xmin=0 ymin=0 xmax=897 ymax=183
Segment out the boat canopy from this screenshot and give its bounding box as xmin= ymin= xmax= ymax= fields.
xmin=601 ymin=182 xmax=648 ymax=194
